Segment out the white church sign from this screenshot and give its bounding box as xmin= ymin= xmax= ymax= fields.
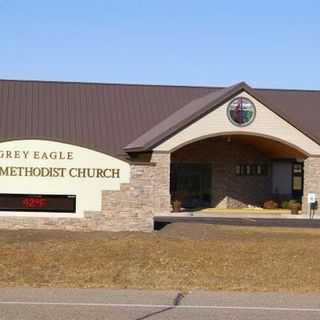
xmin=0 ymin=140 xmax=130 ymax=217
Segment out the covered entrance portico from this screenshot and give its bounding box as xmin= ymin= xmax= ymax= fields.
xmin=125 ymin=82 xmax=320 ymax=217
xmin=170 ymin=134 xmax=306 ymax=209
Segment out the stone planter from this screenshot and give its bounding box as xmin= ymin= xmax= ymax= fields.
xmin=290 ymin=203 xmax=301 ymax=215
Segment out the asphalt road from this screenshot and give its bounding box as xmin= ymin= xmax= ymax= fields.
xmin=1 ymin=289 xmax=320 ymax=319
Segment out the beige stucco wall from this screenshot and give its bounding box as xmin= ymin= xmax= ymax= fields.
xmin=0 ymin=153 xmax=171 ymax=232
xmin=0 ymin=139 xmax=130 ymax=218
xmin=154 ymin=91 xmax=320 ymax=155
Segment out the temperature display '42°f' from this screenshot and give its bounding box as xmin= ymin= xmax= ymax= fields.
xmin=0 ymin=194 xmax=76 ymax=213
xmin=22 ymin=197 xmax=48 ymax=209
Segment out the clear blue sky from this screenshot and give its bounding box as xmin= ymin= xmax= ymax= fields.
xmin=1 ymin=0 xmax=320 ymax=89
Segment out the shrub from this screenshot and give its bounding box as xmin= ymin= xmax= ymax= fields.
xmin=263 ymin=200 xmax=279 ymax=209
xmin=281 ymin=201 xmax=289 ymax=209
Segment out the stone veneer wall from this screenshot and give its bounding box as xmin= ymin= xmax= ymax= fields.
xmin=302 ymin=157 xmax=320 ymax=214
xmin=101 ymin=152 xmax=171 ymax=230
xmin=171 ymin=138 xmax=273 ymax=208
xmin=0 ymin=152 xmax=171 ymax=232
xmin=150 ymin=152 xmax=171 ymax=213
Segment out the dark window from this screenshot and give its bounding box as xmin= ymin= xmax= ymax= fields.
xmin=236 ymin=164 xmax=268 ymax=176
xmin=170 ymin=163 xmax=212 ymax=208
xmin=257 ymin=165 xmax=262 ymax=175
xmin=251 ymin=164 xmax=257 ymax=175
xmin=260 ymin=164 xmax=268 ymax=176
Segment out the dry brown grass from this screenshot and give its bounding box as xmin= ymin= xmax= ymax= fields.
xmin=1 ymin=223 xmax=320 ymax=292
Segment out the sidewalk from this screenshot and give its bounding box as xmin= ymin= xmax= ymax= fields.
xmin=159 ymin=208 xmax=319 ymax=220
xmin=154 ymin=210 xmax=320 ymax=229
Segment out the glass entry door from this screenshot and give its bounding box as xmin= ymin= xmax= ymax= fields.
xmin=170 ymin=163 xmax=211 ymax=208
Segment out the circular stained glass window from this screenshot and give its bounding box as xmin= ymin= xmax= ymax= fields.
xmin=227 ymin=97 xmax=256 ymax=127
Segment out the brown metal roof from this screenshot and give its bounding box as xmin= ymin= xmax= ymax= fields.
xmin=0 ymin=79 xmax=319 ymax=157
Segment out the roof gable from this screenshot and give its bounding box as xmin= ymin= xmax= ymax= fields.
xmin=153 ymin=89 xmax=320 ymax=155
xmin=124 ymin=82 xmax=246 ymax=152
xmin=125 ymin=82 xmax=318 ymax=152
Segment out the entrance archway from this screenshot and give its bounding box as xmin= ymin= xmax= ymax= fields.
xmin=170 ymin=134 xmax=307 ymax=209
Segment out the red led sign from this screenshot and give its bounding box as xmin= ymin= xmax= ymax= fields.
xmin=0 ymin=194 xmax=76 ymax=213
xmin=22 ymin=197 xmax=48 ymax=209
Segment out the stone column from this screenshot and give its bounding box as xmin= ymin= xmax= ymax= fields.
xmin=101 ymin=163 xmax=155 ymax=231
xmin=100 ymin=152 xmax=171 ymax=231
xmin=151 ymin=152 xmax=171 ymax=213
xmin=302 ymin=157 xmax=320 ymax=215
